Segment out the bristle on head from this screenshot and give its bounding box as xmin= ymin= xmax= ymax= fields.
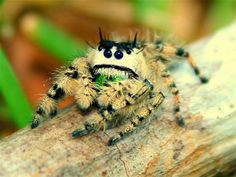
xmin=99 ymin=27 xmax=103 ymax=42
xmin=133 ymin=32 xmax=137 ymax=47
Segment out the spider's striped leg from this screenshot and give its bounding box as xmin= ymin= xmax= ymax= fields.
xmin=31 ymin=58 xmax=97 ymax=129
xmin=108 ymin=91 xmax=164 ymax=146
xmin=97 ymin=79 xmax=153 ymax=121
xmin=175 ymin=48 xmax=208 ymax=83
xmin=156 ymin=41 xmax=208 ymax=83
xmin=161 ymin=70 xmax=184 ymax=126
xmin=71 ymin=113 xmax=106 ymax=138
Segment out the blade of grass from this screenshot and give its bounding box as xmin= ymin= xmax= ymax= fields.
xmin=0 ymin=100 xmax=9 ymax=118
xmin=208 ymin=0 xmax=236 ymax=30
xmin=20 ymin=15 xmax=86 ymax=62
xmin=131 ymin=0 xmax=171 ymax=31
xmin=0 ymin=47 xmax=32 ymax=128
xmin=0 ymin=0 xmax=4 ymax=6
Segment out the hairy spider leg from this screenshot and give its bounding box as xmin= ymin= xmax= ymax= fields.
xmin=160 ymin=69 xmax=184 ymax=126
xmin=71 ymin=78 xmax=153 ymax=138
xmin=142 ymin=53 xmax=185 ymax=127
xmin=31 ymin=58 xmax=97 ymax=129
xmin=108 ymin=91 xmax=165 ymax=146
xmin=71 ymin=113 xmax=106 ymax=138
xmin=156 ymin=41 xmax=208 ymax=83
xmin=97 ymin=78 xmax=153 ymax=120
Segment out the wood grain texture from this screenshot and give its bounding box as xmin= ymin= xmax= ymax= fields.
xmin=1 ymin=23 xmax=236 ymax=177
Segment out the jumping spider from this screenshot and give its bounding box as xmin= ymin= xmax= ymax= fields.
xmin=31 ymin=30 xmax=208 ymax=146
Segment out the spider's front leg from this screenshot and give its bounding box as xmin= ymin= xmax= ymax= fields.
xmin=108 ymin=89 xmax=165 ymax=146
xmin=97 ymin=78 xmax=154 ymax=120
xmin=161 ymin=68 xmax=185 ymax=127
xmin=155 ymin=40 xmax=208 ymax=83
xmin=71 ymin=113 xmax=105 ymax=138
xmin=71 ymin=78 xmax=154 ymax=139
xmin=31 ymin=57 xmax=97 ymax=129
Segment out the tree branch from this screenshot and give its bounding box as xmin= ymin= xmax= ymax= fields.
xmin=1 ymin=23 xmax=236 ymax=177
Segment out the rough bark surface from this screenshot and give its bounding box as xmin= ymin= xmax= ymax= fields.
xmin=1 ymin=23 xmax=236 ymax=177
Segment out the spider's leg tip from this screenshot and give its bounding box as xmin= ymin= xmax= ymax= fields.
xmin=71 ymin=128 xmax=88 ymax=138
xmin=71 ymin=130 xmax=80 ymax=138
xmin=176 ymin=117 xmax=185 ymax=127
xmin=107 ymin=137 xmax=118 ymax=146
xmin=31 ymin=119 xmax=40 ymax=129
xmin=200 ymin=76 xmax=209 ymax=84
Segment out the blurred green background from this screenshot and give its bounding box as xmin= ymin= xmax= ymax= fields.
xmin=0 ymin=0 xmax=235 ymax=137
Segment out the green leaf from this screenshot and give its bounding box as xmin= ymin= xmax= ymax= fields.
xmin=0 ymin=0 xmax=4 ymax=6
xmin=0 ymin=48 xmax=32 ymax=128
xmin=23 ymin=16 xmax=86 ymax=62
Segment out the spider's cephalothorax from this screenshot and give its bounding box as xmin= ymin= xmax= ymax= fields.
xmin=88 ymin=32 xmax=145 ymax=80
xmin=31 ymin=30 xmax=208 ymax=146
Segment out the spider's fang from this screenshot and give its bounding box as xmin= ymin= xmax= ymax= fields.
xmin=93 ymin=64 xmax=139 ymax=78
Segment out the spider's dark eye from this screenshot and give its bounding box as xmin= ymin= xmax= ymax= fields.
xmin=126 ymin=50 xmax=131 ymax=55
xmin=114 ymin=50 xmax=123 ymax=60
xmin=103 ymin=49 xmax=112 ymax=58
xmin=98 ymin=45 xmax=103 ymax=51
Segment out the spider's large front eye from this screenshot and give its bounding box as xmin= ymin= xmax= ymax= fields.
xmin=114 ymin=50 xmax=123 ymax=60
xmin=126 ymin=49 xmax=131 ymax=55
xmin=103 ymin=49 xmax=112 ymax=58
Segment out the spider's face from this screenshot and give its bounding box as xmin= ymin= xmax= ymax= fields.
xmin=88 ymin=40 xmax=144 ymax=78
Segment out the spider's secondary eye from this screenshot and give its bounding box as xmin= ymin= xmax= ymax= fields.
xmin=103 ymin=49 xmax=112 ymax=58
xmin=126 ymin=50 xmax=131 ymax=55
xmin=114 ymin=50 xmax=123 ymax=60
xmin=98 ymin=45 xmax=103 ymax=51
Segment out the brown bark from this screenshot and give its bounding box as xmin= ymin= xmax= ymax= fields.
xmin=1 ymin=24 xmax=236 ymax=177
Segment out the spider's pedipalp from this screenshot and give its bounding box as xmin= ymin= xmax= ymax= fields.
xmin=97 ymin=78 xmax=152 ymax=121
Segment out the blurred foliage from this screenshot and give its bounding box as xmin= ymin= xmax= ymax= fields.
xmin=0 ymin=48 xmax=32 ymax=128
xmin=208 ymin=0 xmax=236 ymax=29
xmin=24 ymin=16 xmax=86 ymax=62
xmin=132 ymin=0 xmax=171 ymax=31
